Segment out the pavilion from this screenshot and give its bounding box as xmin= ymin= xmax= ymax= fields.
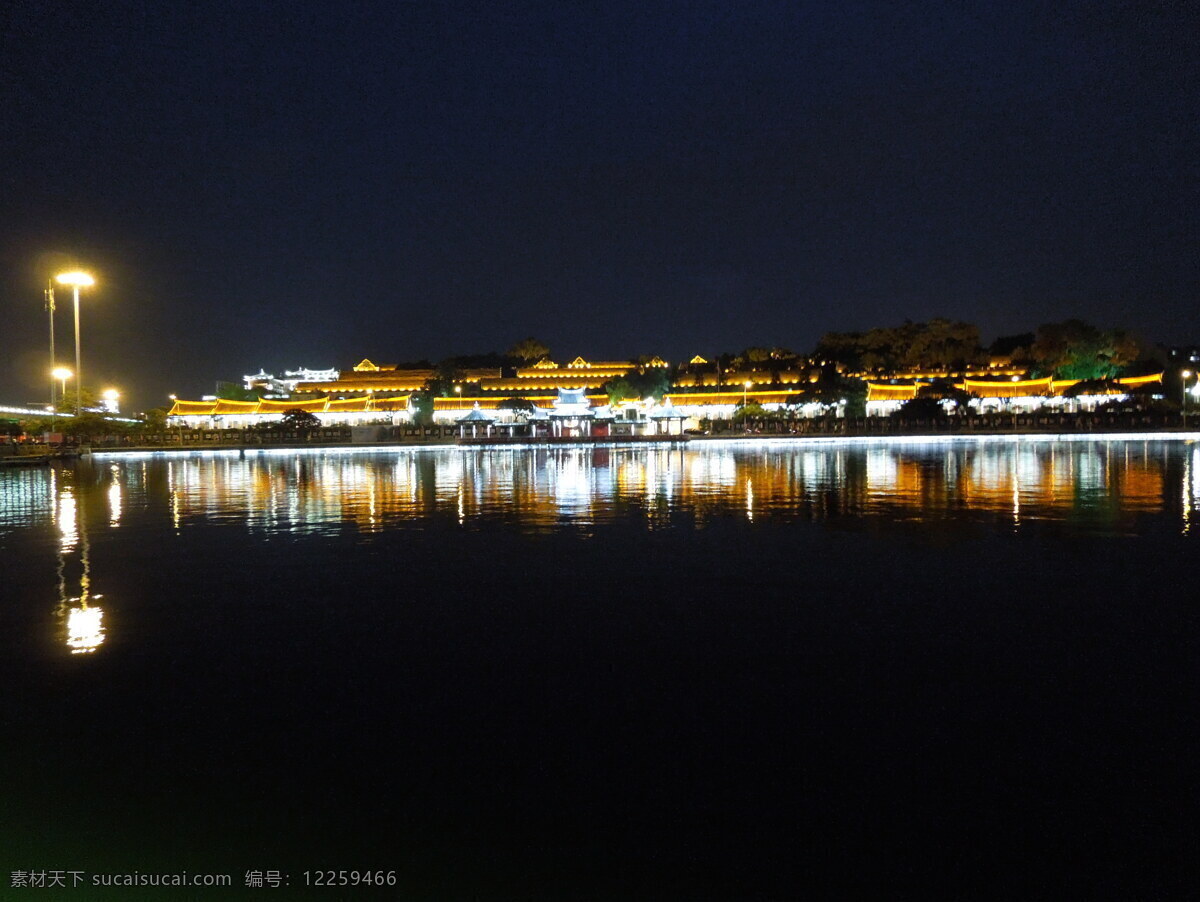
xmin=456 ymin=403 xmax=496 ymax=438
xmin=548 ymin=388 xmax=596 ymax=437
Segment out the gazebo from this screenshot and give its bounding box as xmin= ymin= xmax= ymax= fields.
xmin=648 ymin=398 xmax=688 ymax=435
xmin=456 ymin=403 xmax=496 ymax=438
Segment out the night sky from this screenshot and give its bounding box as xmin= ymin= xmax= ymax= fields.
xmin=3 ymin=1 xmax=1197 ymax=410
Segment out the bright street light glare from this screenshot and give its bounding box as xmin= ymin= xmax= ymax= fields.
xmin=102 ymin=389 xmax=120 ymax=400
xmin=52 ymin=367 xmax=73 ymax=380
xmin=56 ymin=271 xmax=95 ymax=287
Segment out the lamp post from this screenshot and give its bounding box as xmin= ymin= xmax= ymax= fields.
xmin=1183 ymin=371 xmax=1192 ymax=428
xmin=169 ymin=394 xmax=183 ymax=445
xmin=45 ymin=280 xmax=56 ymax=417
xmin=56 ymin=271 xmax=94 ymax=414
xmin=51 ymin=367 xmax=72 ymax=433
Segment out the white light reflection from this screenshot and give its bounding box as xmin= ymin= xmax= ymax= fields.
xmin=58 ymin=489 xmax=78 ymax=552
xmin=66 ymin=602 xmax=105 ymax=653
xmin=108 ymin=465 xmax=122 ymax=527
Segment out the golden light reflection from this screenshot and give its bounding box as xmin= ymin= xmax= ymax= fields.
xmin=102 ymin=441 xmax=1184 ymax=537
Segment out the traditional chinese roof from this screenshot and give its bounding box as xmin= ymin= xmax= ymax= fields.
xmin=255 ymin=397 xmax=329 ymax=413
xmin=551 ymin=387 xmax=595 ymax=417
xmin=866 ymin=383 xmax=920 ymax=402
xmin=556 ymin=388 xmax=589 ymax=404
xmin=1116 ymin=373 xmax=1163 ymax=387
xmin=370 ymin=396 xmax=412 ymax=412
xmin=456 ymin=402 xmax=495 ymax=423
xmin=352 ymin=359 xmax=397 ymax=372
xmin=298 ymin=370 xmax=433 ymax=393
xmin=649 ymin=399 xmax=687 ymax=418
xmin=169 ymin=400 xmax=217 ymax=415
xmin=212 ymin=399 xmax=260 ymax=414
xmin=168 ymin=395 xmax=406 ymax=416
xmin=325 ymin=397 xmax=372 ymax=413
xmin=962 ymin=377 xmax=1053 ymax=398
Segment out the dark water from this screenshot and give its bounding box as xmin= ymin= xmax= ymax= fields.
xmin=1 ymin=439 xmax=1197 ymax=899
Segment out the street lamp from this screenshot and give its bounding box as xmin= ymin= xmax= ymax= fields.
xmin=101 ymin=388 xmax=120 ymax=414
xmin=51 ymin=367 xmax=72 ymax=432
xmin=168 ymin=394 xmax=183 ymax=445
xmin=45 ymin=280 xmax=57 ymax=418
xmin=56 ymin=271 xmax=94 ymax=414
xmin=1183 ymin=371 xmax=1192 ymax=428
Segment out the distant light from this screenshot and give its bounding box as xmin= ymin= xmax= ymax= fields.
xmin=102 ymin=388 xmax=119 ymax=401
xmin=1011 ymin=376 xmax=1020 ymax=382
xmin=56 ymin=271 xmax=95 ymax=288
xmin=1183 ymin=370 xmax=1193 ymax=378
xmin=52 ymin=367 xmax=73 ymax=380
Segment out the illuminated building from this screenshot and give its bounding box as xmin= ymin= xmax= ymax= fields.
xmin=244 ymin=366 xmax=340 ymax=395
xmin=295 ymin=359 xmax=501 ymax=396
xmin=171 ymin=351 xmax=1170 ymax=429
xmin=864 ymin=373 xmax=1165 ymax=416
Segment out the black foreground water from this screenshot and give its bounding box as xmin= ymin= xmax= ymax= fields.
xmin=1 ymin=438 xmax=1197 ymax=899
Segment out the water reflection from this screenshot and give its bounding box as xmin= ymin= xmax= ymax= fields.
xmin=0 ymin=440 xmax=1196 ymax=549
xmin=46 ymin=467 xmax=107 ymax=654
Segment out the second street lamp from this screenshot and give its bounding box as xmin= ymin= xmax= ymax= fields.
xmin=56 ymin=271 xmax=94 ymax=414
xmin=51 ymin=367 xmax=73 ymax=431
xmin=1183 ymin=370 xmax=1192 ymax=428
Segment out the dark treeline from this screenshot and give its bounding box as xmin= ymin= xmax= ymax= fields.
xmin=811 ymin=318 xmax=1152 ymax=380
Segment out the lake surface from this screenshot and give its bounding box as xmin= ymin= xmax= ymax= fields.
xmin=2 ymin=438 xmax=1197 ymax=898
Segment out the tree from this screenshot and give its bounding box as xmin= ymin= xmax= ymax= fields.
xmin=604 ymin=368 xmax=671 ymax=406
xmin=988 ymin=332 xmax=1035 ymax=361
xmin=141 ymin=408 xmax=169 ymax=431
xmin=63 ymin=412 xmax=122 ymax=437
xmin=1062 ymin=378 xmax=1121 ymax=399
xmin=795 ymin=368 xmax=867 ymax=417
xmin=409 ymin=392 xmax=435 ymax=425
xmin=815 ymin=320 xmax=980 ymax=373
xmin=508 ymin=337 xmax=550 ymax=363
xmin=216 ymin=381 xmax=260 ymax=401
xmin=1030 ymin=320 xmax=1140 ymax=380
xmin=902 ymin=319 xmax=981 ymax=370
xmin=732 ymin=402 xmax=768 ymax=422
xmin=892 ymin=396 xmax=949 ymax=421
xmin=280 ymin=409 xmax=321 ymax=431
xmin=497 ymin=397 xmax=535 ymax=411
xmin=916 ymin=378 xmax=975 ymax=412
xmin=57 ymin=386 xmax=101 ymax=415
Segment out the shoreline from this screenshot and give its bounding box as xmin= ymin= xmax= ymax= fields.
xmin=76 ymin=428 xmax=1200 ymax=458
